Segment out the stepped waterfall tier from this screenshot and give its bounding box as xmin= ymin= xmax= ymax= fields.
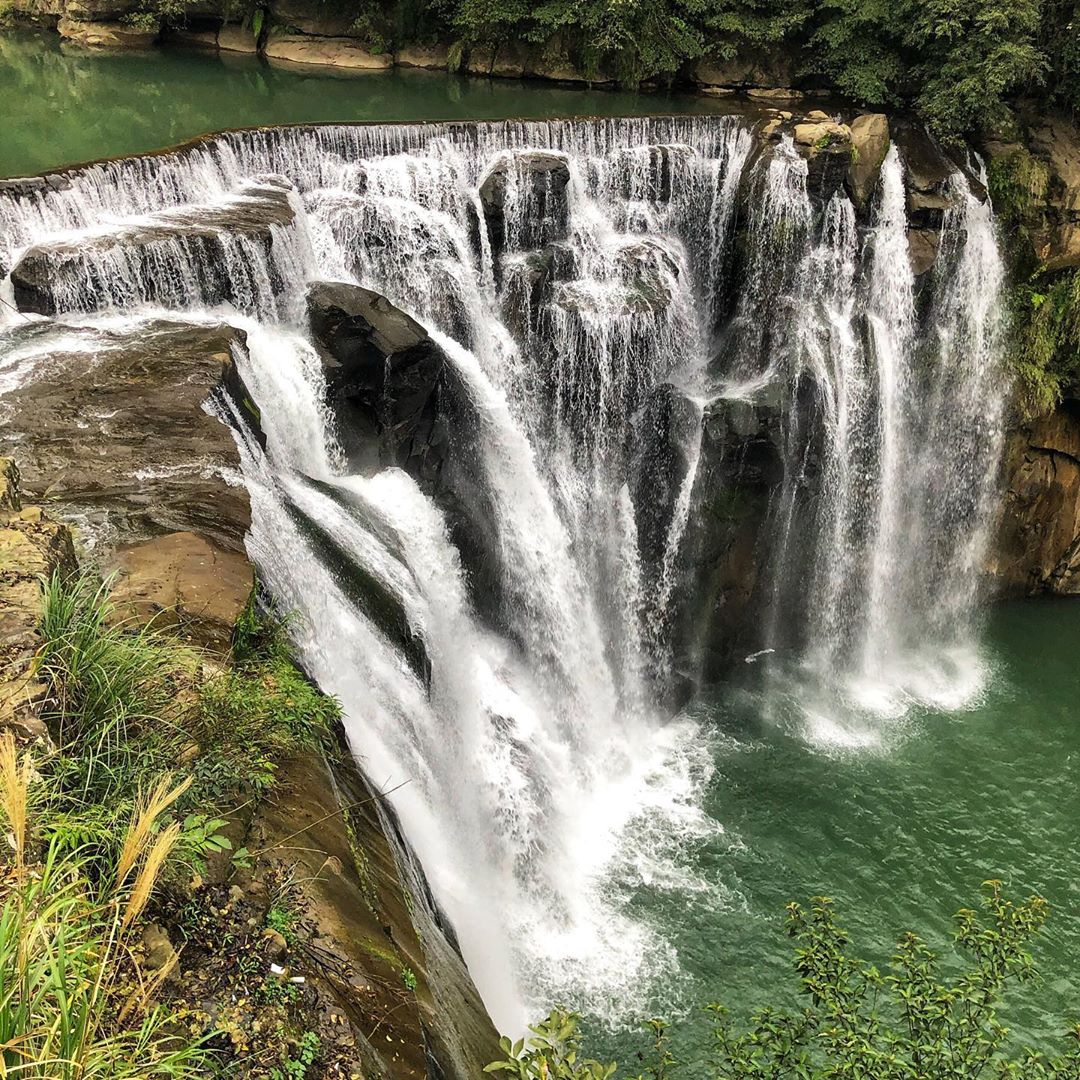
xmin=0 ymin=115 xmax=1006 ymax=1031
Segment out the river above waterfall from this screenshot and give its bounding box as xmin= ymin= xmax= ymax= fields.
xmin=0 ymin=29 xmax=733 ymax=178
xmin=4 ymin=40 xmax=1079 ymax=1072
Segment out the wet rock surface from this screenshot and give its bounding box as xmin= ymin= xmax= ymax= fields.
xmin=0 ymin=319 xmax=252 ymax=552
xmin=995 ymin=403 xmax=1080 ymax=595
xmin=479 ymin=150 xmax=571 ymax=257
xmin=308 ymin=281 xmax=450 ymax=484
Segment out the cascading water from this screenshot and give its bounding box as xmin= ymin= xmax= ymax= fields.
xmin=0 ymin=113 xmax=1007 ymax=1028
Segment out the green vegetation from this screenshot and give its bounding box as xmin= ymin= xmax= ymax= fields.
xmin=492 ymin=884 xmax=1080 ymax=1079
xmin=988 ymin=150 xmax=1080 ymax=416
xmin=0 ymin=572 xmax=342 ymax=1077
xmin=268 ymin=0 xmax=1075 ymax=139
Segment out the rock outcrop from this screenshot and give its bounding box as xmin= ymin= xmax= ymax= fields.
xmin=247 ymin=740 xmax=500 ymax=1079
xmin=847 ymin=113 xmax=890 ymax=210
xmin=479 ymin=150 xmax=571 ymax=257
xmin=0 ymin=320 xmax=254 ymax=551
xmin=264 ymin=32 xmax=393 ymax=69
xmin=794 ymin=118 xmax=853 ymax=204
xmin=308 ymin=282 xmax=450 ymax=484
xmin=994 ymin=404 xmax=1080 ymax=594
xmin=57 ymin=15 xmax=158 ymax=47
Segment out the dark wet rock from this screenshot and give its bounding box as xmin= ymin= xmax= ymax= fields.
xmin=479 ymin=151 xmax=571 ymax=257
xmin=499 ymin=242 xmax=578 ymax=338
xmin=994 ymin=403 xmax=1080 ymax=595
xmin=893 ymin=121 xmax=959 ymax=229
xmin=616 ymin=143 xmax=694 ymax=203
xmin=670 ymin=397 xmax=784 ymax=683
xmin=631 ymin=383 xmax=700 ymax=572
xmin=247 ymin=734 xmax=500 ymax=1080
xmin=0 ymin=320 xmax=253 ymax=554
xmin=281 ymin=479 xmax=432 ymax=684
xmin=908 ymin=228 xmax=941 ymax=277
xmin=10 ymin=178 xmax=294 ymax=316
xmin=308 ymin=281 xmax=449 ymax=485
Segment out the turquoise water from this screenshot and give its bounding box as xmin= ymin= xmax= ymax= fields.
xmin=594 ymin=598 xmax=1080 ymax=1068
xmin=0 ymin=30 xmax=727 ymax=178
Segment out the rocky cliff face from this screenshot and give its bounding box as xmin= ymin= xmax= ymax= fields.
xmin=985 ymin=112 xmax=1080 ymax=597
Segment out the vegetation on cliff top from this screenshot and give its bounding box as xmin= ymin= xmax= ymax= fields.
xmin=262 ymin=0 xmax=1075 ymax=138
xmin=1 ymin=572 xmax=341 ymax=1078
xmin=493 ymin=884 xmax=1080 ymax=1079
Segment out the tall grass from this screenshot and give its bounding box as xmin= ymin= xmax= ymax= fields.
xmin=0 ymin=734 xmax=211 ymax=1078
xmin=0 ymin=571 xmax=343 ymax=1076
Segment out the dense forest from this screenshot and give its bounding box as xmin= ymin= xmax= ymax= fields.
xmin=350 ymin=0 xmax=1080 ymax=140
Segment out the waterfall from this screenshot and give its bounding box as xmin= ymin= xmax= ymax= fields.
xmin=0 ymin=114 xmax=1007 ymax=1026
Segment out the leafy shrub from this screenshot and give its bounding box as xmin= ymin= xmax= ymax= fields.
xmin=494 ymin=885 xmax=1080 ymax=1079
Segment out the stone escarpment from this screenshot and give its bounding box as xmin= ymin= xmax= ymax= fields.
xmin=984 ymin=112 xmax=1080 ymax=596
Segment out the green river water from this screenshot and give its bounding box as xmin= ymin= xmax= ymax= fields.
xmin=595 ymin=599 xmax=1080 ymax=1067
xmin=3 ymin=28 xmax=1079 ymax=1068
xmin=0 ymin=30 xmax=725 ymax=178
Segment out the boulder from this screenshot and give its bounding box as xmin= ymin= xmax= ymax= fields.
xmin=10 ymin=178 xmax=294 ymax=316
xmin=266 ymin=0 xmax=359 ymax=36
xmin=748 ymin=87 xmax=803 ymax=101
xmin=527 ymin=52 xmax=610 ymax=84
xmin=307 ymin=282 xmax=449 ymax=483
xmin=669 ymin=398 xmax=783 ymax=683
xmin=688 ymin=48 xmax=795 ymax=89
xmin=907 ymin=229 xmax=940 ymax=277
xmin=216 ymin=23 xmax=258 ymax=52
xmin=479 ymin=150 xmax=571 ymax=256
xmin=395 ymin=42 xmax=449 ymax=69
xmin=57 ymin=15 xmax=158 ymax=47
xmin=0 ymin=321 xmax=253 ymax=552
xmin=264 ymin=33 xmax=392 ymax=70
xmin=893 ymin=121 xmax=959 ymax=228
xmin=108 ymin=531 xmax=253 ymax=652
xmin=846 ymin=113 xmax=889 ymax=209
